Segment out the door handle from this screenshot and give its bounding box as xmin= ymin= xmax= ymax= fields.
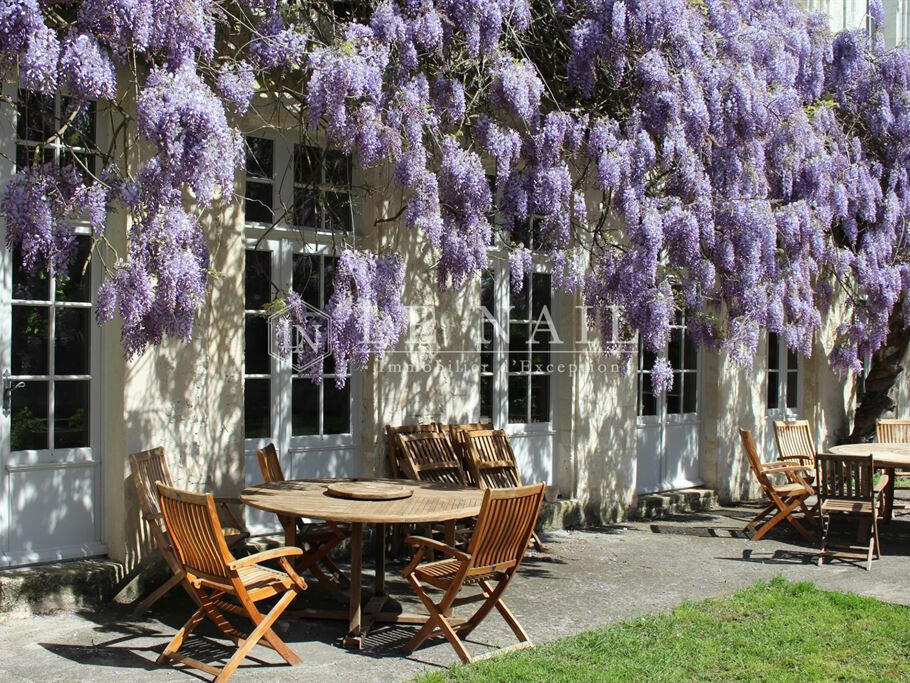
xmin=2 ymin=370 xmax=25 ymax=417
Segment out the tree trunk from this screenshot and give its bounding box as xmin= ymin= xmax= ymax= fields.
xmin=847 ymin=304 xmax=910 ymax=443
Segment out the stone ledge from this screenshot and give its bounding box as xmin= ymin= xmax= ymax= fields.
xmin=633 ymin=488 xmax=719 ymax=520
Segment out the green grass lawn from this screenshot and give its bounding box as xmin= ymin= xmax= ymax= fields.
xmin=417 ymin=577 xmax=910 ymax=682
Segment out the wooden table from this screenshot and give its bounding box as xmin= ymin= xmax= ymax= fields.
xmin=828 ymin=443 xmax=910 ymax=522
xmin=241 ymin=478 xmax=483 ymax=649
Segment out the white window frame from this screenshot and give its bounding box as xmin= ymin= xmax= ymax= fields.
xmin=636 ymin=311 xmax=700 ymax=427
xmin=766 ymin=331 xmax=800 ymax=420
xmin=480 ymin=243 xmax=555 ymax=434
xmin=0 ymin=85 xmax=108 ymax=565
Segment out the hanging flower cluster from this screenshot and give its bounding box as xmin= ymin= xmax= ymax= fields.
xmin=0 ymin=0 xmax=909 ymax=391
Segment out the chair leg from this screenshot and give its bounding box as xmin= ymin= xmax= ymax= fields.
xmin=744 ymin=503 xmax=776 ymax=536
xmin=218 ymin=590 xmax=299 ymax=682
xmin=133 ymin=571 xmax=185 ymax=617
xmin=477 ymin=579 xmax=530 ymax=643
xmin=158 ymin=606 xmax=206 ymax=665
xmin=240 ymin=597 xmax=301 ymax=666
xmin=405 ymin=574 xmax=473 ymax=664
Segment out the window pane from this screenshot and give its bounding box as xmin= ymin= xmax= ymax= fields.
xmin=767 ymin=370 xmax=779 ymax=410
xmin=244 ymin=315 xmax=270 ymax=375
xmin=480 ymin=375 xmax=493 ymax=423
xmin=12 ymin=249 xmax=49 ymax=300
xmin=639 ymin=372 xmax=657 ymax=416
xmin=324 ymin=257 xmax=337 ymax=304
xmin=480 ymin=270 xmax=495 ymax=314
xmin=55 ymin=308 xmax=91 ymax=375
xmin=292 ymin=378 xmax=319 ymax=436
xmin=244 ymin=378 xmax=270 ymax=438
xmin=245 ymin=137 xmax=273 ymax=178
xmin=510 ymin=278 xmax=530 ymax=320
xmin=54 ymin=380 xmax=90 ymax=448
xmin=666 ymin=372 xmax=682 ymax=415
xmin=530 ymin=375 xmax=550 ymax=423
xmin=323 ymin=380 xmax=350 ymax=434
xmin=245 ymin=250 xmax=271 ymax=310
xmin=16 ymin=144 xmax=53 ymax=170
xmin=768 ymin=332 xmax=780 ymax=371
xmin=480 ymin=322 xmax=494 ymax=371
xmin=786 ymin=347 xmax=799 ymax=372
xmin=786 ymin=370 xmax=798 ymax=410
xmin=532 ymin=273 xmax=551 ymax=319
xmin=294 ymin=188 xmax=318 ymax=227
xmin=683 ymin=372 xmax=698 ymax=414
xmin=12 ymin=305 xmax=49 ymax=375
xmin=293 ymin=254 xmax=321 ymax=307
xmin=683 ymin=331 xmax=697 ymax=371
xmin=56 ymin=237 xmax=92 ymax=302
xmin=324 ymin=191 xmax=352 ymax=232
xmin=508 ymin=375 xmax=528 ymax=423
xmin=245 ymin=180 xmax=273 ymax=223
xmin=61 ymin=150 xmax=96 ymax=182
xmin=17 ymin=89 xmax=53 ymax=142
xmin=511 ymin=219 xmax=531 ymax=250
xmin=508 ymin=322 xmax=529 ymax=373
xmin=294 ymin=145 xmax=321 ymax=185
xmin=10 ymin=380 xmax=48 ymax=450
xmin=61 ymin=100 xmax=95 ymax=149
xmin=323 ymin=150 xmax=350 ymax=186
xmin=668 ymin=327 xmax=682 ymax=368
xmin=531 ymin=329 xmax=550 ymax=370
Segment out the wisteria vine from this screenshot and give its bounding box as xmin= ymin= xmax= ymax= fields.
xmin=1 ymin=0 xmax=909 ymax=393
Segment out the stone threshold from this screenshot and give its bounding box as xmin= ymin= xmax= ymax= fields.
xmin=633 ymin=488 xmax=719 ymax=520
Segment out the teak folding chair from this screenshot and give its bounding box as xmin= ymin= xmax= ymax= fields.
xmin=463 ymin=429 xmax=544 ymax=552
xmin=773 ymin=419 xmax=817 ymax=486
xmin=385 ymin=423 xmax=441 ymax=478
xmin=876 ymin=418 xmax=910 ymax=489
xmin=402 ymin=482 xmax=546 ymax=663
xmin=815 ymin=452 xmax=888 ymax=570
xmin=155 ymin=484 xmax=307 ymax=681
xmin=445 ymin=422 xmax=494 ymax=486
xmin=396 ymin=431 xmax=467 ymax=486
xmin=739 ymin=428 xmax=814 ymax=541
xmin=256 ymin=444 xmax=349 ymax=599
xmin=130 ymin=447 xmax=248 ymax=616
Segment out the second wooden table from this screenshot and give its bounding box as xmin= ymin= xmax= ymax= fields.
xmin=241 ymin=478 xmax=483 ymax=648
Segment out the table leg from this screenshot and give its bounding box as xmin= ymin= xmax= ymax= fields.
xmin=444 ymin=519 xmax=456 ymax=546
xmin=342 ymin=522 xmax=363 ymax=649
xmin=885 ymin=467 xmax=896 ymax=523
xmin=374 ymin=523 xmax=386 ymax=596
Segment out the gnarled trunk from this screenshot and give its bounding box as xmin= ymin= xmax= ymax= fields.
xmin=848 ymin=304 xmax=910 ymax=443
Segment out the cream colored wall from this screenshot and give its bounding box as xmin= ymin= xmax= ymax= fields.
xmin=104 ymin=196 xmax=246 ymax=564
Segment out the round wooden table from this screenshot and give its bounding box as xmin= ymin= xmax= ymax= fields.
xmin=241 ymin=478 xmax=483 ymax=649
xmin=828 ymin=443 xmax=910 ymax=521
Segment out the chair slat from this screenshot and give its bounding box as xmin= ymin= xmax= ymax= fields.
xmin=397 ymin=432 xmax=466 ymax=486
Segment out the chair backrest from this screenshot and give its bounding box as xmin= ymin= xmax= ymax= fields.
xmin=467 ymin=483 xmax=545 ymax=575
xmin=463 ymin=429 xmax=522 ymax=489
xmin=739 ymin=428 xmax=773 ymax=492
xmin=129 ymin=447 xmax=173 ymax=530
xmin=385 ymin=423 xmax=441 ymax=477
xmin=156 ymin=483 xmax=233 ymax=581
xmin=876 ymin=418 xmax=910 ymax=444
xmin=773 ymin=420 xmax=816 ymax=466
xmin=815 ymin=452 xmax=875 ymax=503
xmin=257 ymin=443 xmax=285 ymax=483
xmin=446 ymin=422 xmax=494 ymax=486
xmin=396 ymin=431 xmax=466 ymax=485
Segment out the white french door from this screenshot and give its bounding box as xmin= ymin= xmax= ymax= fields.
xmin=0 ymin=89 xmax=105 ymax=566
xmin=478 ymin=258 xmax=555 ymax=485
xmin=635 ymin=313 xmax=702 ymax=494
xmin=764 ymin=332 xmax=801 ymax=459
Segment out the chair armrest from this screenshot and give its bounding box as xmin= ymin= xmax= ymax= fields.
xmin=215 ymin=497 xmax=245 ymax=506
xmin=404 ymin=535 xmax=470 ymax=561
xmin=762 ymin=463 xmax=812 ymax=475
xmin=228 ymin=547 xmax=303 ymax=571
xmin=875 ymin=474 xmax=890 ymax=494
xmin=142 ymin=510 xmax=163 ymax=522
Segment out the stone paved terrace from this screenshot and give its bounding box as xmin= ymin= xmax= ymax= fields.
xmin=2 ymin=497 xmax=910 ymax=682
